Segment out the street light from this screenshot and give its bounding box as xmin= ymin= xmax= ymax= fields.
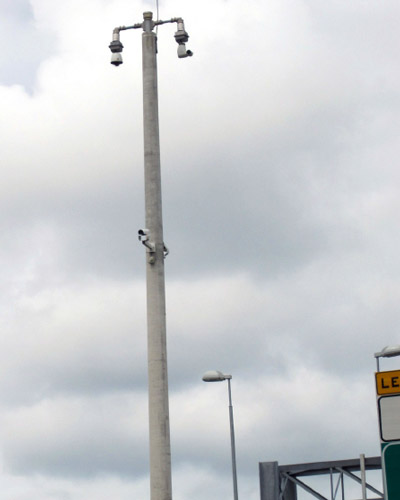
xmin=202 ymin=370 xmax=239 ymax=500
xmin=374 ymin=345 xmax=400 ymax=371
xmin=109 ymin=12 xmax=192 ymax=500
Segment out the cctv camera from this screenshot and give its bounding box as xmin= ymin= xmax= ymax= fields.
xmin=111 ymin=53 xmax=123 ymax=66
xmin=138 ymin=229 xmax=150 ymax=242
xmin=177 ymin=44 xmax=193 ymax=58
xmin=109 ymin=38 xmax=124 ymax=66
xmin=138 ymin=229 xmax=155 ymax=254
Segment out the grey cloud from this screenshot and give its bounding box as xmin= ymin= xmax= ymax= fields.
xmin=0 ymin=281 xmax=148 ymax=405
xmin=0 ymin=0 xmax=54 ymax=92
xmin=0 ymin=0 xmax=32 ymax=20
xmin=1 ymin=393 xmax=149 ymax=477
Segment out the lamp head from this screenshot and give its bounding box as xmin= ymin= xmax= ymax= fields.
xmin=202 ymin=370 xmax=231 ymax=382
xmin=375 ymin=345 xmax=400 ymax=359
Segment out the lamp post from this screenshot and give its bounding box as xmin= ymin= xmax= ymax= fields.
xmin=109 ymin=12 xmax=192 ymax=500
xmin=202 ymin=370 xmax=239 ymax=500
xmin=374 ymin=345 xmax=400 ymax=500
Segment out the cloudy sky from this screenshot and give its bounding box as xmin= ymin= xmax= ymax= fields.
xmin=1 ymin=0 xmax=399 ymax=498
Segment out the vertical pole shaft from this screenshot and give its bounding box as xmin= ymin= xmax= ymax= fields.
xmin=228 ymin=379 xmax=239 ymax=500
xmin=360 ymin=454 xmax=367 ymax=500
xmin=142 ymin=12 xmax=172 ymax=500
xmin=341 ymin=472 xmax=344 ymax=500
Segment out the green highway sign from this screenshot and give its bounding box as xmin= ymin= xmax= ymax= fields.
xmin=382 ymin=442 xmax=400 ymax=498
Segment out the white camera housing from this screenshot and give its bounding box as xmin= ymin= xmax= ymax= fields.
xmin=138 ymin=229 xmax=150 ymax=241
xmin=111 ymin=53 xmax=123 ymax=66
xmin=177 ymin=43 xmax=193 ymax=58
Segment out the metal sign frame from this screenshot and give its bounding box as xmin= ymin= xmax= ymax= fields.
xmin=378 ymin=394 xmax=400 ymax=442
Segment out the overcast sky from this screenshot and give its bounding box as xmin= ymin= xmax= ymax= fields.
xmin=1 ymin=0 xmax=399 ymax=498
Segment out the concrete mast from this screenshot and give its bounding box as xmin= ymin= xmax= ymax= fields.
xmin=109 ymin=12 xmax=192 ymax=499
xmin=142 ymin=12 xmax=172 ymax=500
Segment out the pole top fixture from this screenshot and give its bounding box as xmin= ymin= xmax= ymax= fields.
xmin=109 ymin=13 xmax=193 ymax=65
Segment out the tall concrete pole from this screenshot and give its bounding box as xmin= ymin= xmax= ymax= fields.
xmin=142 ymin=12 xmax=172 ymax=500
xmin=109 ymin=13 xmax=192 ymax=500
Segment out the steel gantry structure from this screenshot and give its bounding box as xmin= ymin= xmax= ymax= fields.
xmin=259 ymin=456 xmax=384 ymax=500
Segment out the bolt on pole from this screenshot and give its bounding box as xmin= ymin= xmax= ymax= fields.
xmin=109 ymin=11 xmax=192 ymax=500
